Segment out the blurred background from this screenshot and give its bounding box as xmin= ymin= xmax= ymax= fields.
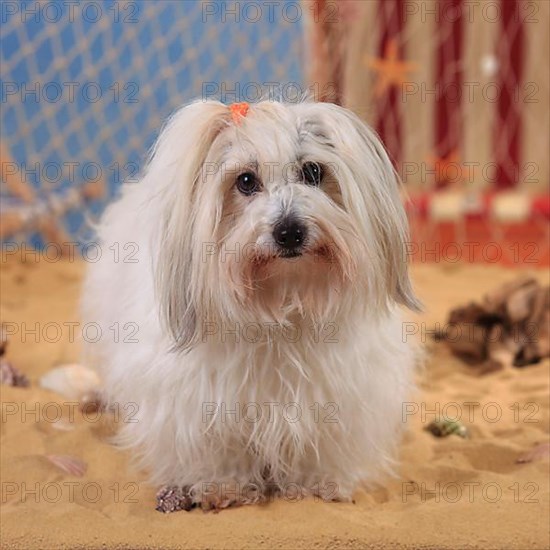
xmin=1 ymin=0 xmax=549 ymax=266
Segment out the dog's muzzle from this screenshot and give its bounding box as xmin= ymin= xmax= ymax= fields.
xmin=272 ymin=217 xmax=307 ymax=258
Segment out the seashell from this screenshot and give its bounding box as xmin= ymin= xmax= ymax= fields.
xmin=516 ymin=442 xmax=550 ymax=464
xmin=156 ymin=486 xmax=195 ymax=513
xmin=39 ymin=364 xmax=100 ymax=403
xmin=51 ymin=418 xmax=75 ymax=432
xmin=425 ymin=418 xmax=469 ymax=439
xmin=37 ymin=417 xmax=75 ymax=435
xmin=0 ymin=325 xmax=7 ymax=356
xmin=45 ymin=454 xmax=87 ymax=477
xmin=0 ymin=359 xmax=29 ymax=387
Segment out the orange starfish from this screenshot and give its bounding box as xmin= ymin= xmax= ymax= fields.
xmin=366 ymin=39 xmax=417 ymax=97
xmin=427 ymin=150 xmax=470 ymax=186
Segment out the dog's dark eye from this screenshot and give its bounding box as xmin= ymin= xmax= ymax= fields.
xmin=236 ymin=172 xmax=260 ymax=196
xmin=302 ymin=162 xmax=323 ymax=186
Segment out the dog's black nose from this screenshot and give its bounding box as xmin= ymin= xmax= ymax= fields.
xmin=273 ymin=219 xmax=307 ymax=253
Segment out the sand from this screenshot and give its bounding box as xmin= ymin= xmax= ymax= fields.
xmin=1 ymin=257 xmax=549 ymax=550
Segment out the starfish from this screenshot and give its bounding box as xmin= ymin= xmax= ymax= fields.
xmin=366 ymin=39 xmax=418 ymax=97
xmin=426 ymin=150 xmax=469 ymax=187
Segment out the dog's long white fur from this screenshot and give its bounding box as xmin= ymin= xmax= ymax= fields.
xmin=82 ymin=100 xmax=419 ymax=505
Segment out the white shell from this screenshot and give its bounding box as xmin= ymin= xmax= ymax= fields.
xmin=51 ymin=418 xmax=75 ymax=432
xmin=39 ymin=364 xmax=100 ymax=401
xmin=46 ymin=454 xmax=87 ymax=477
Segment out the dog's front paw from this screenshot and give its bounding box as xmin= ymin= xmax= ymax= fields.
xmin=155 ymin=485 xmax=195 ymax=513
xmin=198 ymin=481 xmax=263 ymax=512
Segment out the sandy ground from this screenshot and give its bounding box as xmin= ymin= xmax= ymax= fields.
xmin=1 ymin=257 xmax=549 ymax=550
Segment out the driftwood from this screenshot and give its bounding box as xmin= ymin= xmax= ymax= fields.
xmin=441 ymin=277 xmax=549 ymax=372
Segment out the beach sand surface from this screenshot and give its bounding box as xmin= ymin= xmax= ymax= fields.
xmin=1 ymin=258 xmax=549 ymax=549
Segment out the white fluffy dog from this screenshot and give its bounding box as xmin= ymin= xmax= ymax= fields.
xmin=82 ymin=99 xmax=420 ymax=512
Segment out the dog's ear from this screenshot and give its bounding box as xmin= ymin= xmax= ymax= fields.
xmin=332 ymin=106 xmax=422 ymax=313
xmin=151 ymin=100 xmax=230 ymax=351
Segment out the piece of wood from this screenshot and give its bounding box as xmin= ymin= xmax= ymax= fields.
xmin=442 ymin=277 xmax=549 ymax=372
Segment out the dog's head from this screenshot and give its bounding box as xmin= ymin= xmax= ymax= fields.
xmin=151 ymin=100 xmax=420 ymax=349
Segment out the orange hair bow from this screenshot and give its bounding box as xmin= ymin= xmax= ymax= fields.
xmin=229 ymin=102 xmax=249 ymax=125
